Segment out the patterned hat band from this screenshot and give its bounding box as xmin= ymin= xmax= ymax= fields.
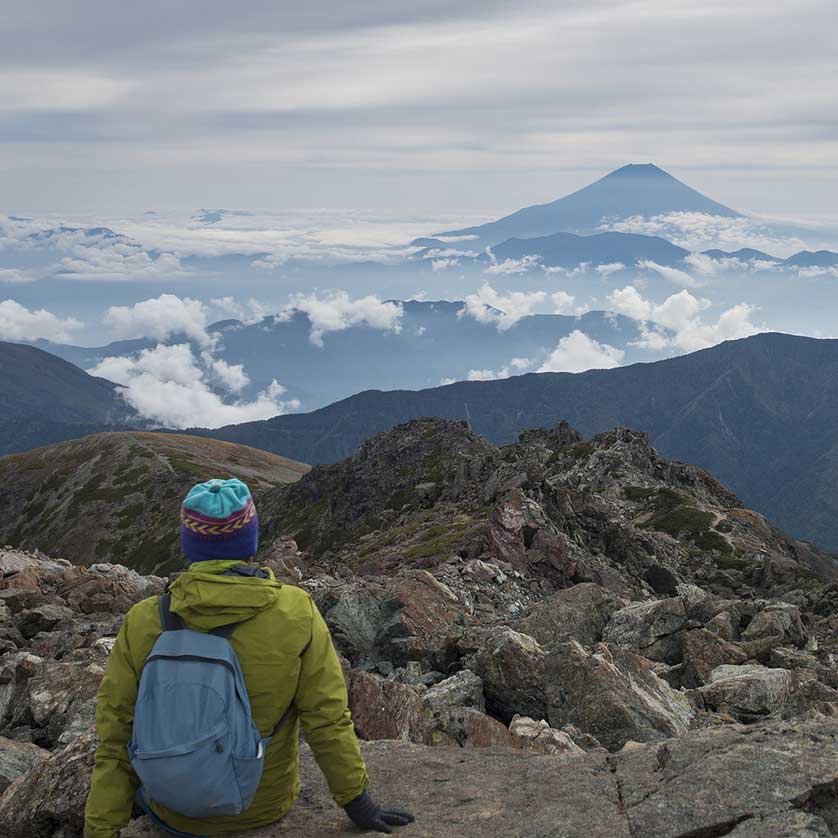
xmin=181 ymin=497 xmax=257 ymax=540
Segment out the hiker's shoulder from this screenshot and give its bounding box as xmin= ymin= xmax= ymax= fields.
xmin=123 ymin=593 xmax=162 ymax=627
xmin=276 ymin=583 xmax=314 ymax=611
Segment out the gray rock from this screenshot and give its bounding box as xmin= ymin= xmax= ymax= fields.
xmin=0 ymin=731 xmax=96 ymax=837
xmin=725 ymin=811 xmax=832 ymax=837
xmin=0 ymin=735 xmax=49 ymax=793
xmin=697 ymin=663 xmax=792 ymax=718
xmin=422 ymin=670 xmax=485 ymax=713
xmin=545 ymin=641 xmax=693 ymax=750
xmin=614 ymin=719 xmax=838 ymax=838
xmin=743 ymin=603 xmax=807 ymax=649
xmin=472 ymin=626 xmax=546 ymax=722
xmin=117 ymin=718 xmax=838 ymax=838
xmin=603 ymin=597 xmax=686 ymax=663
xmin=14 ymin=604 xmax=75 ymax=640
xmin=680 ymin=628 xmax=749 ymax=688
xmin=515 ymin=582 xmax=620 ymax=649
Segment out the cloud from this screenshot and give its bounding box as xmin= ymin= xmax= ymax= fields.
xmin=603 ymin=213 xmax=811 ymax=257
xmin=104 ymin=294 xmax=212 ymax=345
xmin=596 ymin=262 xmax=626 ymax=277
xmin=551 ymin=290 xmax=584 ymax=315
xmin=484 ymin=254 xmax=542 ymax=275
xmin=202 ymin=354 xmax=250 ymax=393
xmin=538 ymin=330 xmax=624 ymax=373
xmin=209 ymin=296 xmax=271 ymax=325
xmin=460 ymin=283 xmax=587 ymax=329
xmin=637 ymin=259 xmax=700 ymax=288
xmin=279 ymin=290 xmax=404 ymax=347
xmin=460 ymin=284 xmax=548 ymax=329
xmin=607 ymin=285 xmax=762 ymax=352
xmin=0 ymin=299 xmax=83 ymax=342
xmin=467 ymin=357 xmax=532 ymax=381
xmin=0 ymin=268 xmax=34 ymax=284
xmin=88 ymin=343 xmax=298 ymax=429
xmin=431 ymin=258 xmax=459 ymax=271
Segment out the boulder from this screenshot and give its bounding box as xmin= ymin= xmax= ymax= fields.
xmin=345 ymin=669 xmax=436 ymax=744
xmin=14 ymin=604 xmax=75 ymax=640
xmin=421 ymin=670 xmax=485 ymax=713
xmin=514 ymin=583 xmax=620 ymax=649
xmin=742 ymin=602 xmax=807 ymax=652
xmin=545 ymin=641 xmax=693 ymax=750
xmin=680 ymin=628 xmax=749 ymax=688
xmin=696 ymin=664 xmax=792 ymax=720
xmin=0 ymin=735 xmax=49 ymax=793
xmin=0 ymin=731 xmax=96 ymax=838
xmin=2 ymin=657 xmax=104 ymax=747
xmin=508 ymin=716 xmax=585 ymax=757
xmin=472 ymin=627 xmax=547 ymax=722
xmin=602 ymin=597 xmax=686 ymax=663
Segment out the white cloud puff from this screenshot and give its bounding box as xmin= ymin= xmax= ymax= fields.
xmin=460 ymin=284 xmax=586 ymax=330
xmin=637 ymin=259 xmax=700 ymax=288
xmin=279 ymin=290 xmax=404 ymax=347
xmin=483 ymin=254 xmax=542 ymax=275
xmin=0 ymin=299 xmax=83 ymax=342
xmin=104 ymin=294 xmax=212 ymax=345
xmin=538 ymin=330 xmax=624 ymax=373
xmin=467 ymin=357 xmax=532 ymax=381
xmin=88 ymin=343 xmax=298 ymax=429
xmin=607 ymin=285 xmax=762 ymax=352
xmin=209 ymin=296 xmax=271 ymax=325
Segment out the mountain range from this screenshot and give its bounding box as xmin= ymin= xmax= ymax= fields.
xmin=34 ymin=306 xmax=653 ymax=411
xmin=191 ymin=332 xmax=838 ymax=551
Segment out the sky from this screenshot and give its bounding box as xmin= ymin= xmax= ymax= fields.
xmin=1 ymin=0 xmax=837 ymax=218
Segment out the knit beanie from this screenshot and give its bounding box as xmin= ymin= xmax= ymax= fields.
xmin=180 ymin=478 xmax=259 ymax=563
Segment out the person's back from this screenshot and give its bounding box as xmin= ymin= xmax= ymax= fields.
xmin=84 ymin=478 xmax=414 ymax=837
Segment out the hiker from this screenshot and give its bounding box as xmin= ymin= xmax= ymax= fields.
xmin=84 ymin=478 xmax=414 ymax=837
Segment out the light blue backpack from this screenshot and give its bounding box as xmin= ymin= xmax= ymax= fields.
xmin=128 ymin=593 xmax=291 ymax=819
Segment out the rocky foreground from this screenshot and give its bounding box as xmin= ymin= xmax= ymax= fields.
xmin=0 ymin=419 xmax=836 ymax=836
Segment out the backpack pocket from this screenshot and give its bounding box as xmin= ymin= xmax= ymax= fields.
xmin=232 ymin=745 xmax=266 ymax=812
xmin=131 ymin=724 xmax=245 ymax=818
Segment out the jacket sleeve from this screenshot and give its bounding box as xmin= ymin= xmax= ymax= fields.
xmin=84 ymin=609 xmax=143 ymax=838
xmin=294 ymin=596 xmax=369 ymax=807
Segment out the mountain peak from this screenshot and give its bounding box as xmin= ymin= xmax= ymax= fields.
xmin=435 ymin=163 xmax=739 ymax=245
xmin=605 ymin=163 xmax=672 ymax=179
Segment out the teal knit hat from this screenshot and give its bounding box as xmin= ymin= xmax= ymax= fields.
xmin=180 ymin=478 xmax=259 ymax=563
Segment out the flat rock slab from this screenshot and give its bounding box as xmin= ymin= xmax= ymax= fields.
xmin=120 ymin=718 xmax=837 ymax=838
xmin=123 ymin=742 xmax=628 ymax=838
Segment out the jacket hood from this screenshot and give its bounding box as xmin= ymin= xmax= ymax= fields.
xmin=167 ymin=560 xmax=283 ymax=631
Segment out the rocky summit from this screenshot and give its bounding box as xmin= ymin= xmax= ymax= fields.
xmin=0 ymin=418 xmax=836 ymax=837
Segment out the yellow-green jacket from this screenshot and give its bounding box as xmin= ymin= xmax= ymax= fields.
xmin=84 ymin=560 xmax=369 ymax=838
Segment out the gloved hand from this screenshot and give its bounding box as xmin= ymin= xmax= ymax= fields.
xmin=344 ymin=789 xmax=415 ymax=834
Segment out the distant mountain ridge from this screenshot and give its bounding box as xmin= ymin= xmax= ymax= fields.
xmin=194 ymin=332 xmax=838 ymax=551
xmin=0 ymin=342 xmax=138 ymax=431
xmin=429 ymin=163 xmax=741 ymax=246
xmin=35 ymin=305 xmax=655 ymax=412
xmin=487 ymin=230 xmax=690 ymax=268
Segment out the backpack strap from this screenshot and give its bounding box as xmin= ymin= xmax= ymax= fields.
xmin=158 ymin=593 xmax=186 ymax=632
xmin=268 ymin=703 xmax=295 ymax=739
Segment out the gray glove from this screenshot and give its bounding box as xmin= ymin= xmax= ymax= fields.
xmin=344 ymin=789 xmax=415 ymax=834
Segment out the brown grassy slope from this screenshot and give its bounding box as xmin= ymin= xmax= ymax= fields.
xmin=0 ymin=431 xmax=309 ymax=575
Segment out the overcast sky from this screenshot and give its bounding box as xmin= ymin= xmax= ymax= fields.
xmin=1 ymin=0 xmax=836 ymax=218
